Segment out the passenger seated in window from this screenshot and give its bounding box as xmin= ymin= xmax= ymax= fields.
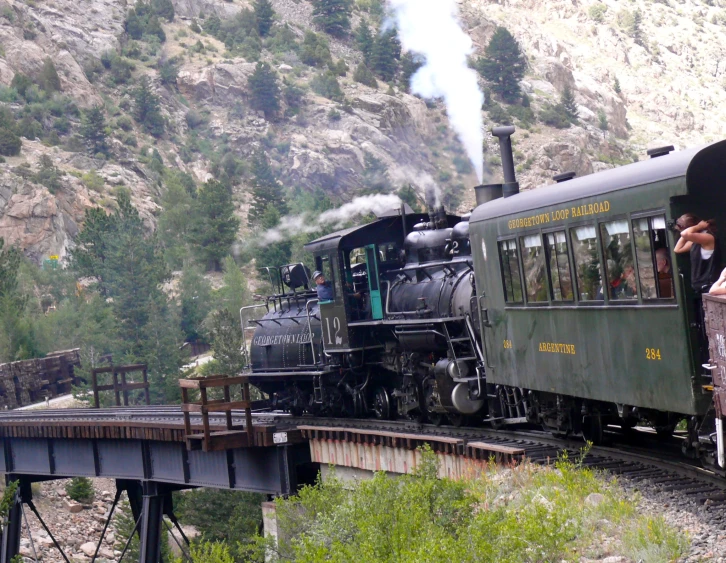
xmin=674 ymin=214 xmax=721 ymax=293
xmin=655 ymin=248 xmax=674 ymax=298
xmin=312 ymin=271 xmax=334 ymax=301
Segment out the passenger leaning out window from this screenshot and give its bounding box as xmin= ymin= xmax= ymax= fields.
xmin=674 ymin=214 xmax=721 ymax=293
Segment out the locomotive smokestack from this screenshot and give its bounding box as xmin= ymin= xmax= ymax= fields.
xmin=492 ymin=126 xmax=519 ymax=198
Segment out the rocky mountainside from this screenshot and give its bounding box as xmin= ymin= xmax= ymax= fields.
xmin=0 ymin=0 xmax=722 ymax=261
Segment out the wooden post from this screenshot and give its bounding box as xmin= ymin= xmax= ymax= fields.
xmin=200 ymin=387 xmax=210 ymax=452
xmin=92 ymin=370 xmax=100 ymax=409
xmin=142 ymin=367 xmax=150 ymax=405
xmin=181 ymin=387 xmax=191 ymax=437
xmin=244 ymin=380 xmax=253 ymax=446
xmin=121 ymin=370 xmax=129 ymax=406
xmin=112 ymin=368 xmax=121 ymax=407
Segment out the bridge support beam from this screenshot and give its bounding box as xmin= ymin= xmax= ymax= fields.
xmin=0 ymin=477 xmax=23 ymax=563
xmin=137 ymin=482 xmax=172 ymax=563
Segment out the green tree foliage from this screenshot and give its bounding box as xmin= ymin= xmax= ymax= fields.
xmin=253 ymin=0 xmax=274 ymax=37
xmin=353 ymin=62 xmax=377 ymax=88
xmin=158 ymin=172 xmax=196 ymax=268
xmin=598 ymin=108 xmax=609 ymax=131
xmin=476 ymin=26 xmax=527 ymax=103
xmin=310 ymin=70 xmax=344 ymax=101
xmin=630 ymin=9 xmax=644 ymax=45
xmin=300 ymin=31 xmax=332 ymax=67
xmin=39 ymin=58 xmax=61 ymax=93
xmin=400 ymin=52 xmax=423 ymax=92
xmin=179 ymin=264 xmax=212 ymax=343
xmin=0 ymin=238 xmax=32 ymax=362
xmin=538 ymin=102 xmax=571 ymax=129
xmin=248 ymin=62 xmax=280 ymax=119
xmin=354 ymin=20 xmax=374 ymax=64
xmin=176 ymin=488 xmax=265 ymax=559
xmin=125 ymin=0 xmax=166 ymax=42
xmin=588 ymin=3 xmax=607 ymax=23
xmin=204 ymin=308 xmax=247 ymax=375
xmin=151 ymin=0 xmax=174 ymax=22
xmin=191 ymin=179 xmax=240 ymax=271
xmin=561 ymin=84 xmax=578 ymax=123
xmin=214 ymin=255 xmax=249 ymax=318
xmin=312 ymin=0 xmax=352 ymax=37
xmin=33 ymin=154 xmax=64 ymax=194
xmin=370 ymin=27 xmax=401 ymax=82
xmin=614 ymin=76 xmax=621 ymax=94
xmin=0 ymin=127 xmax=21 ymax=156
xmin=248 ymin=150 xmax=286 ymax=226
xmin=282 ymin=78 xmax=306 ymax=115
xmin=81 ymin=105 xmax=108 ymax=155
xmin=205 ymin=9 xmax=261 ymax=60
xmin=10 ymin=73 xmax=32 ymax=98
xmin=158 ymin=56 xmax=180 ymax=86
xmin=113 ymin=499 xmax=173 ymax=562
xmin=132 ymin=76 xmax=165 ymax=137
xmin=65 ymin=477 xmax=94 ymax=503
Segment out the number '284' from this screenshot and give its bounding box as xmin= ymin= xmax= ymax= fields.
xmin=645 ymin=348 xmax=662 ymax=361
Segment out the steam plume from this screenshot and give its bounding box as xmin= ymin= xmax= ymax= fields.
xmin=261 ymin=194 xmax=402 ymax=244
xmin=389 ymin=166 xmax=441 ymax=208
xmin=388 ymin=0 xmax=484 ymax=183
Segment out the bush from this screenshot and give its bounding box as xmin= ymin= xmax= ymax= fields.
xmin=0 ymin=127 xmax=21 ymax=156
xmin=66 ymin=477 xmax=95 ymax=504
xmin=116 ymin=115 xmax=133 ymax=131
xmin=300 ymin=30 xmax=332 ymax=67
xmin=588 ymin=3 xmax=607 ymax=22
xmin=81 ymin=169 xmax=105 ymax=192
xmin=353 ymin=62 xmax=377 ymax=87
xmin=33 ymin=154 xmax=64 ymax=193
xmin=327 ymin=108 xmax=341 ymax=121
xmin=539 ymin=103 xmax=571 ymax=128
xmin=310 ymin=71 xmax=344 ymax=101
xmin=185 ymin=109 xmax=208 ymax=129
xmin=488 ymin=103 xmax=512 ymax=125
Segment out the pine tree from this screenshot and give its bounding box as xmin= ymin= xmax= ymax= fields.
xmin=370 ymin=27 xmax=401 ymax=82
xmin=248 ymin=62 xmax=280 ymax=120
xmin=0 ymin=128 xmax=21 ymax=156
xmin=39 ymin=58 xmax=61 ymax=93
xmin=614 ymin=76 xmax=621 ymax=94
xmin=215 ymin=255 xmax=249 ymax=319
xmin=204 ymin=308 xmax=247 ymax=375
xmin=630 ymin=9 xmax=643 ymax=45
xmin=253 ymin=0 xmax=274 ymax=37
xmin=353 ymin=62 xmax=377 ymax=88
xmin=561 ymin=84 xmax=578 ymax=123
xmin=65 ymin=477 xmax=94 ymax=503
xmin=312 ymin=0 xmax=352 ymax=38
xmin=151 ymin=0 xmax=174 ymax=21
xmin=248 ymin=150 xmax=287 ymax=226
xmin=399 ymin=52 xmax=423 ymax=92
xmin=0 ymin=238 xmax=29 ymax=363
xmin=354 ymin=20 xmax=374 ymax=64
xmin=132 ymin=77 xmax=164 ymax=137
xmin=191 ymin=179 xmax=240 ymax=271
xmin=81 ymin=106 xmax=108 ymax=155
xmin=477 ymin=26 xmax=527 ymax=103
xmin=179 ymin=264 xmax=212 ymax=343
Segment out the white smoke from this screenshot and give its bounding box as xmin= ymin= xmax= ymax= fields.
xmin=260 ymin=194 xmax=402 ymax=244
xmin=389 ymin=166 xmax=441 ymax=207
xmin=388 ymin=0 xmax=484 ymax=183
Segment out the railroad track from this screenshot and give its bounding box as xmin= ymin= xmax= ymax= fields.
xmin=0 ymin=407 xmax=724 ymax=509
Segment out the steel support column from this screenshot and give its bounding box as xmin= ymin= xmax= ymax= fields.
xmin=138 ymin=482 xmax=168 ymax=563
xmin=0 ymin=478 xmax=24 ymax=563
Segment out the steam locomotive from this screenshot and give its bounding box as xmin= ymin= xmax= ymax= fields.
xmin=243 ymin=127 xmax=726 ymax=473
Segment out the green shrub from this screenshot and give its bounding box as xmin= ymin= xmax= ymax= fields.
xmin=81 ymin=169 xmax=105 ymax=192
xmin=588 ymin=3 xmax=607 ymax=22
xmin=327 ymin=108 xmax=341 ymax=121
xmin=185 ymin=109 xmax=208 ymax=129
xmin=310 ymin=71 xmax=343 ymax=101
xmin=488 ymin=103 xmax=512 ymax=125
xmin=539 ymin=102 xmax=571 ymax=128
xmin=0 ymin=127 xmax=21 ymax=156
xmin=353 ymin=62 xmax=377 ymax=87
xmin=33 ymin=154 xmax=63 ymax=193
xmin=116 ymin=115 xmax=133 ymax=131
xmin=300 ymin=30 xmax=332 ymax=67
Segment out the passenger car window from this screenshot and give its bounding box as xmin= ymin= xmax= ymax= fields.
xmin=545 ymin=231 xmax=573 ymax=301
xmin=632 ymin=215 xmax=673 ymax=299
xmin=571 ymin=226 xmax=603 ymax=301
xmin=520 ymin=234 xmax=548 ymax=303
xmin=600 ymin=220 xmax=637 ymax=301
xmin=498 ymin=239 xmax=523 ymax=303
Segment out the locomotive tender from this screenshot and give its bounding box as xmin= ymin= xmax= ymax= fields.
xmin=244 ymin=127 xmax=726 ymax=471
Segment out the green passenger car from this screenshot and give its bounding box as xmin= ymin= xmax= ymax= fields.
xmin=469 ymin=141 xmax=726 ymax=437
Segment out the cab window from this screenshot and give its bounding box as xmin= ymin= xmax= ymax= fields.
xmin=314 ymin=255 xmax=336 ymax=300
xmin=545 ymin=231 xmax=574 ymax=301
xmin=600 ymin=219 xmax=637 ymax=301
xmin=571 ymin=225 xmax=603 ymax=301
xmin=520 ymin=234 xmax=548 ymax=303
xmin=632 ymin=215 xmax=673 ymax=299
xmin=498 ymin=239 xmax=523 ymax=303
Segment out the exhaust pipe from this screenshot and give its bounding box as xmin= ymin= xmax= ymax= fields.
xmin=474 ymin=184 xmax=503 ymax=206
xmin=492 ymin=126 xmax=519 ymax=198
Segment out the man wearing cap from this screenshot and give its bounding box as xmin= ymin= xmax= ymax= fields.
xmin=312 ymin=271 xmax=334 ymax=301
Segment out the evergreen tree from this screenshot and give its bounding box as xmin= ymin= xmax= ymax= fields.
xmin=399 ymin=52 xmax=423 ymax=92
xmin=39 ymin=58 xmax=61 ymax=93
xmin=248 ymin=62 xmax=280 ymax=120
xmin=312 ymin=0 xmax=352 ymax=38
xmin=253 ymin=0 xmax=274 ymax=37
xmin=204 ymin=309 xmax=247 ymax=375
xmin=81 ymin=105 xmax=108 ymax=155
xmin=614 ymin=76 xmax=621 ymax=94
xmin=151 ymin=0 xmax=174 ymax=21
xmin=179 ymin=264 xmax=212 ymax=343
xmin=191 ymin=180 xmax=240 ymax=271
xmin=630 ymin=9 xmax=644 ymax=45
xmin=354 ymin=20 xmax=374 ymax=64
xmin=158 ymin=172 xmax=196 ymax=269
xmin=248 ymin=150 xmax=287 ymax=226
xmin=561 ymin=84 xmax=578 ymax=123
xmin=65 ymin=477 xmax=94 ymax=503
xmin=158 ymin=56 xmax=179 ymax=86
xmin=0 ymin=128 xmax=21 ymax=156
xmin=0 ymin=238 xmax=30 ymax=363
xmin=370 ymin=27 xmax=401 ymax=82
xmin=353 ymin=62 xmax=377 ymax=88
xmin=132 ymin=77 xmax=164 ymax=137
xmin=215 ymin=255 xmax=249 ymax=319
xmin=477 ymin=26 xmax=527 ymax=103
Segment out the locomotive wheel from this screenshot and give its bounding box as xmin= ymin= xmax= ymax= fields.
xmin=372 ymin=388 xmax=391 ymax=420
xmin=429 ymin=413 xmax=444 ymax=426
xmin=582 ymin=414 xmax=604 ymax=445
xmin=448 ymin=413 xmax=466 ymax=427
xmin=423 ymin=378 xmax=443 ymax=426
